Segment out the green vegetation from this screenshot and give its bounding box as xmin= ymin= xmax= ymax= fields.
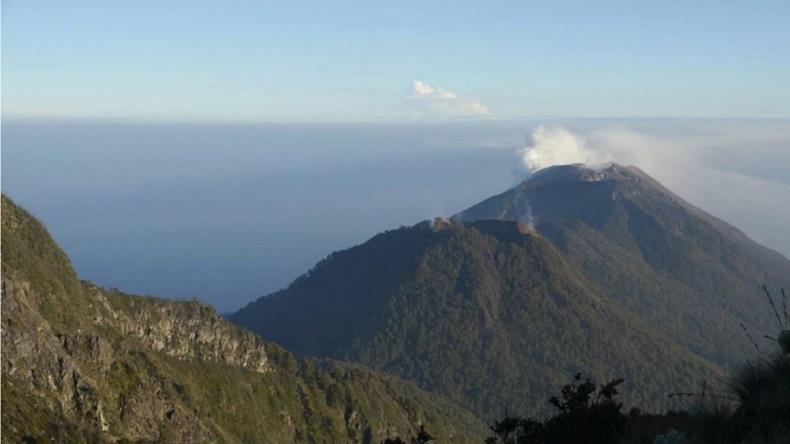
xmin=484 ymin=353 xmax=789 ymax=443
xmin=1 ymin=195 xmax=487 ymax=443
xmin=1 ymin=195 xmax=86 ymax=331
xmin=483 ymin=285 xmax=790 ymax=444
xmin=455 ymin=164 xmax=790 ymax=367
xmin=486 ymin=373 xmax=627 ymax=444
xmin=233 ymin=220 xmax=723 ymax=418
xmin=1 ymin=376 xmax=102 ymax=444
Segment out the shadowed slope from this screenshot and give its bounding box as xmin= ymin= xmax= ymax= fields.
xmin=455 ymin=164 xmax=790 ymax=365
xmin=232 ymin=219 xmax=724 ymax=418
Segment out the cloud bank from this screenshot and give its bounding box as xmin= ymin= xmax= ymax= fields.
xmin=409 ymin=81 xmax=491 ymax=118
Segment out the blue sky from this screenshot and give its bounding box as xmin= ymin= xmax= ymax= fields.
xmin=3 ymin=0 xmax=790 ymax=121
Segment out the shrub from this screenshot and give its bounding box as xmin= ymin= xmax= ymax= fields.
xmin=486 ymin=373 xmax=627 ymax=444
xmin=728 ymin=353 xmax=790 ymax=441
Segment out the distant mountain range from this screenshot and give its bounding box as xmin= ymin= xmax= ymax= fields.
xmin=231 ymin=164 xmax=790 ymax=419
xmin=1 ymin=196 xmax=486 ymax=443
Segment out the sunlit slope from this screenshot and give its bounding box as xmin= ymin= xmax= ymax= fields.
xmin=1 ymin=195 xmax=486 ymax=443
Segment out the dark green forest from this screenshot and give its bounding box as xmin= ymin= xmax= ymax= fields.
xmin=233 ymin=220 xmax=725 ymax=417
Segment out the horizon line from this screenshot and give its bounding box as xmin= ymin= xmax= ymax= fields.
xmin=5 ymin=115 xmax=790 ymax=126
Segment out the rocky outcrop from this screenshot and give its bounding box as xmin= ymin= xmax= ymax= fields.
xmin=93 ymin=289 xmax=271 ymax=374
xmin=2 ymin=273 xmax=109 ymax=438
xmin=1 ymin=272 xmax=217 ymax=442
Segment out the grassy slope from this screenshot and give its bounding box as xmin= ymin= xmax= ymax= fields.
xmin=1 ymin=195 xmax=487 ymax=443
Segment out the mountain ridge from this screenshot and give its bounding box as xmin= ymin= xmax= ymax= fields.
xmin=1 ymin=195 xmax=487 ymax=443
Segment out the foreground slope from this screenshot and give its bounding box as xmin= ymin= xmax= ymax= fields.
xmin=232 ymin=219 xmax=723 ymax=418
xmin=1 ymin=196 xmax=486 ymax=443
xmin=455 ymin=164 xmax=790 ymax=366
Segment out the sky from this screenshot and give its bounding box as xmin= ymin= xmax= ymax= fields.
xmin=2 ymin=2 xmax=790 ymax=311
xmin=3 ymin=0 xmax=790 ymax=122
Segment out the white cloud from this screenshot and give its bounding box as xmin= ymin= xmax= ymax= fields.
xmin=412 ymin=80 xmax=436 ymax=97
xmin=408 ymin=80 xmax=490 ymax=118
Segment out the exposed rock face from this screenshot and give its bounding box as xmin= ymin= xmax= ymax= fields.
xmin=93 ymin=290 xmax=271 ymax=374
xmin=2 ymin=272 xmax=216 ymax=442
xmin=2 ymin=275 xmax=105 ymax=432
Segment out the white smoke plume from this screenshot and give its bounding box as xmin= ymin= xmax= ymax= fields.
xmin=409 ymin=80 xmax=491 ymax=118
xmin=519 ymin=125 xmax=610 ymax=172
xmin=517 ymin=196 xmax=536 ymax=231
